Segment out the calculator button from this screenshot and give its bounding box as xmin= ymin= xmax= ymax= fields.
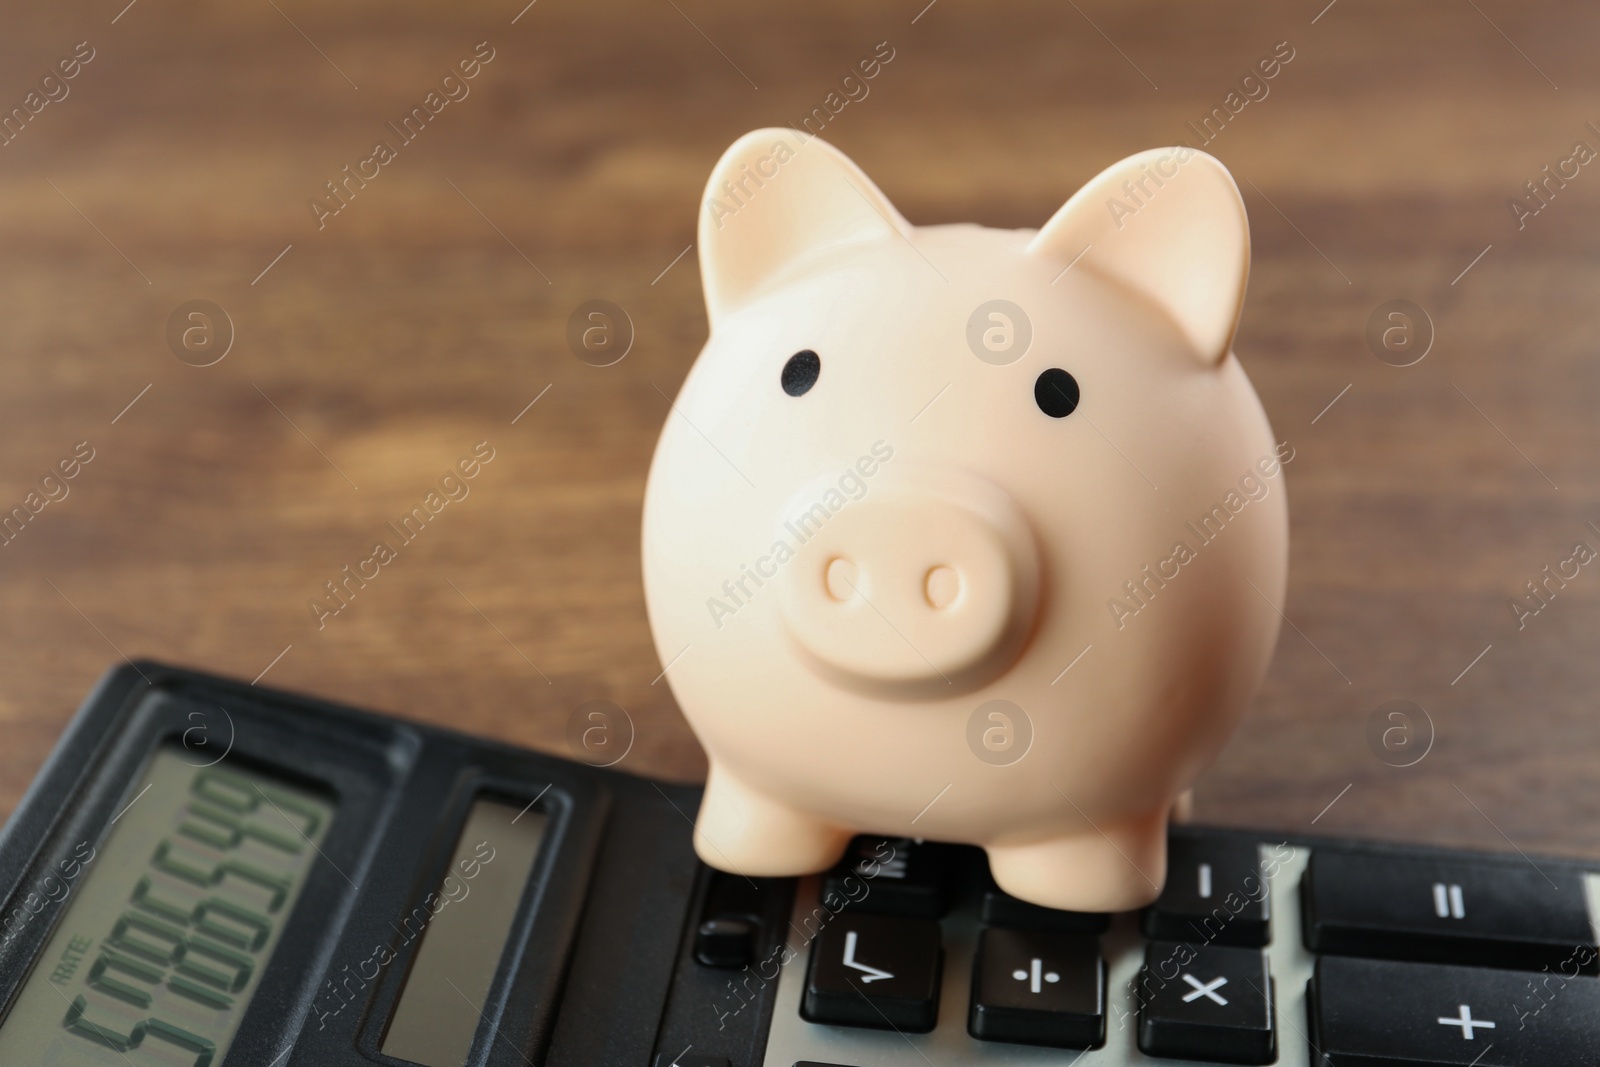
xmin=694 ymin=917 xmax=755 ymax=968
xmin=1142 ymin=834 xmax=1269 ymax=947
xmin=980 ymin=889 xmax=1108 ymax=934
xmin=652 ymin=1056 xmax=729 ymax=1067
xmin=1136 ymin=942 xmax=1275 ymax=1065
xmin=1303 ymin=849 xmax=1598 ymax=972
xmin=821 ymin=837 xmax=958 ymax=918
xmin=980 ymin=868 xmax=1109 ymax=933
xmin=967 ymin=927 xmax=1104 ymax=1048
xmin=801 ymin=913 xmax=941 ymax=1032
xmin=1311 ymin=954 xmax=1600 ymax=1064
xmin=695 ymin=869 xmax=766 ymax=968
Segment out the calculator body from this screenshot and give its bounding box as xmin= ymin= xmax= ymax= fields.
xmin=2 ymin=663 xmax=1599 ymax=1067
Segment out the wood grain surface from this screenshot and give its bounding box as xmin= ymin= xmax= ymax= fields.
xmin=1 ymin=0 xmax=1598 ymax=865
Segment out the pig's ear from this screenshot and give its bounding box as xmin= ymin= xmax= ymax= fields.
xmin=1027 ymin=148 xmax=1249 ymax=365
xmin=698 ymin=129 xmax=910 ymax=323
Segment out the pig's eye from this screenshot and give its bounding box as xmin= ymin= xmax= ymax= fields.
xmin=1034 ymin=368 xmax=1081 ymax=418
xmin=781 ymin=350 xmax=821 ymax=397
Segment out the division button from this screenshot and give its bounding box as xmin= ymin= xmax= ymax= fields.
xmin=1137 ymin=942 xmax=1275 ymax=1064
xmin=1142 ymin=832 xmax=1270 ymax=947
xmin=1311 ymin=954 xmax=1600 ymax=1064
xmin=1302 ymin=848 xmax=1598 ymax=972
xmin=801 ymin=913 xmax=941 ymax=1032
xmin=968 ymin=927 xmax=1104 ymax=1048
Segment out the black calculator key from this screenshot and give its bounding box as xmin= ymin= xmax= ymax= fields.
xmin=653 ymin=1057 xmax=729 ymax=1067
xmin=1303 ymin=848 xmax=1598 ymax=972
xmin=1311 ymin=954 xmax=1600 ymax=1065
xmin=968 ymin=927 xmax=1105 ymax=1048
xmin=802 ymin=912 xmax=941 ymax=1032
xmin=695 ymin=917 xmax=755 ymax=968
xmin=980 ymin=866 xmax=1109 ymax=933
xmin=695 ymin=869 xmax=767 ymax=968
xmin=821 ymin=837 xmax=959 ymax=918
xmin=1137 ymin=941 xmax=1275 ymax=1065
xmin=979 ymin=889 xmax=1109 ymax=934
xmin=1143 ymin=833 xmax=1270 ymax=947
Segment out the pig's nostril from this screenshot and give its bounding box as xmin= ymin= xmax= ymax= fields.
xmin=824 ymin=557 xmax=858 ymax=602
xmin=924 ymin=565 xmax=961 ymax=610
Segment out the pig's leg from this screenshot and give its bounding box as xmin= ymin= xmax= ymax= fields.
xmin=693 ymin=762 xmax=853 ymax=876
xmin=1171 ymin=788 xmax=1196 ymax=823
xmin=986 ymin=808 xmax=1169 ymax=913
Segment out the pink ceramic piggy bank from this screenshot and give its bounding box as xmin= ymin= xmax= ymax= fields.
xmin=641 ymin=129 xmax=1288 ymax=912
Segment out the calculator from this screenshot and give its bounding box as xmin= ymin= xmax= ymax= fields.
xmin=1 ymin=663 xmax=1597 ymax=1067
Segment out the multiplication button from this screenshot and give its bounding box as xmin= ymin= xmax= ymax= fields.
xmin=1138 ymin=942 xmax=1274 ymax=1064
xmin=968 ymin=927 xmax=1104 ymax=1048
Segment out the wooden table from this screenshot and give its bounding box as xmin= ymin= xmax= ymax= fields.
xmin=2 ymin=0 xmax=1598 ymax=864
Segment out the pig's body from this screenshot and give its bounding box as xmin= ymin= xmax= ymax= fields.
xmin=642 ymin=130 xmax=1287 ymax=912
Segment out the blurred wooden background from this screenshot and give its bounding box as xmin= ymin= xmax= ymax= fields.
xmin=1 ymin=0 xmax=1598 ymax=862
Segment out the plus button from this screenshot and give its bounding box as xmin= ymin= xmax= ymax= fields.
xmin=1437 ymin=1004 xmax=1496 ymax=1040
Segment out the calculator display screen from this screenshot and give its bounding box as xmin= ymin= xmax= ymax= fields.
xmin=0 ymin=748 xmax=333 ymax=1066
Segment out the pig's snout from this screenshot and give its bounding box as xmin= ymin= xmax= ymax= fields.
xmin=775 ymin=467 xmax=1041 ymax=697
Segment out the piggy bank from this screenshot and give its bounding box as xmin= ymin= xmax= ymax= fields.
xmin=641 ymin=129 xmax=1288 ymax=912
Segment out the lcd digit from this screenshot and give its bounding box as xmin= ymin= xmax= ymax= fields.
xmin=0 ymin=748 xmax=334 ymax=1066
